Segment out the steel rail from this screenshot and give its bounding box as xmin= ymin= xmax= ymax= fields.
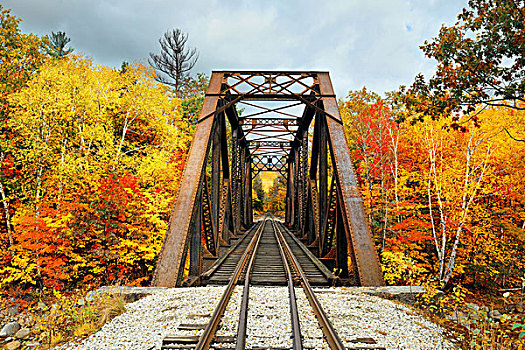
xmin=273 ymin=220 xmax=346 ymax=350
xmin=194 ymin=220 xmax=265 ymax=350
xmin=271 ymin=218 xmax=303 ymax=350
xmin=234 ymin=217 xmax=266 ymax=350
xmin=200 ymin=222 xmax=260 ymax=281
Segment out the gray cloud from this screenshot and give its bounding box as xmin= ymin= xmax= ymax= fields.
xmin=4 ymin=0 xmax=467 ymax=97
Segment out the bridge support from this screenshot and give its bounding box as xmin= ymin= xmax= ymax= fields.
xmin=152 ymin=71 xmax=384 ymax=287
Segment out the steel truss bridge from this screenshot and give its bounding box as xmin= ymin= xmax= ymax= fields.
xmin=153 ymin=71 xmax=384 ymax=287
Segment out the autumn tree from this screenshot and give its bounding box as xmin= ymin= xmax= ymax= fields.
xmin=265 ymin=175 xmax=286 ymax=215
xmin=2 ymin=56 xmax=189 ymax=290
xmin=341 ymin=85 xmax=525 ymax=290
xmin=406 ymin=0 xmax=525 ymax=119
xmin=252 ymin=175 xmax=265 ymax=213
xmin=0 ymin=6 xmax=45 ymax=247
xmin=421 ymin=117 xmax=497 ymax=286
xmin=178 ymin=72 xmax=209 ymax=147
xmin=341 ymin=89 xmax=404 ymax=252
xmin=149 ymin=28 xmax=199 ymax=96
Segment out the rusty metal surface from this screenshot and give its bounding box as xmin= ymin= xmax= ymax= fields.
xmin=321 ymin=176 xmax=338 ymax=257
xmin=309 ymin=179 xmax=321 ymax=244
xmin=217 ymin=180 xmax=230 ymax=243
xmin=153 ymin=70 xmax=384 ymax=288
xmin=317 ymin=72 xmax=384 ymax=287
xmin=219 ymin=72 xmax=320 ymax=96
xmin=252 ymin=155 xmax=286 ymax=175
xmin=201 ymin=176 xmax=217 ymax=256
xmin=241 ymin=117 xmax=299 ymax=126
xmin=152 ymin=73 xmax=222 ymax=287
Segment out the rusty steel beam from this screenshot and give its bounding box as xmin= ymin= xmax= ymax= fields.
xmin=239 ymin=102 xmax=303 ymax=120
xmin=152 ymin=73 xmax=222 ymax=287
xmin=250 ymin=140 xmax=292 ymax=148
xmin=220 ymin=75 xmax=319 ymax=96
xmin=211 ymin=119 xmax=221 ymax=247
xmin=153 ymin=70 xmax=384 ymax=288
xmin=317 ymin=72 xmax=384 ymax=287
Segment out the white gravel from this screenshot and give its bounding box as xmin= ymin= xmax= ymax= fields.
xmin=315 ymin=288 xmax=457 ymax=350
xmin=245 ymin=287 xmax=292 ymax=349
xmin=57 ymin=286 xmax=224 ymax=350
xmin=58 ymin=286 xmax=458 ymax=350
xmin=295 ymin=288 xmax=329 ymax=349
xmin=214 ymin=286 xmax=242 ymax=346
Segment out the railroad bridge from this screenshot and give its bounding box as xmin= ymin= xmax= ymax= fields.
xmin=153 ymin=71 xmax=384 ymax=288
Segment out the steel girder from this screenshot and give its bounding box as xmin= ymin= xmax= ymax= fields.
xmin=318 ymin=72 xmax=383 ymax=286
xmin=152 ymin=71 xmax=384 ymax=287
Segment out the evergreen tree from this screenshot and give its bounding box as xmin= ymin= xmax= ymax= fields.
xmin=46 ymin=31 xmax=73 ymax=58
xmin=149 ymin=28 xmax=199 ymax=97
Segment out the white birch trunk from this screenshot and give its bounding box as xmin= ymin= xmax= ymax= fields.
xmin=0 ymin=152 xmax=13 ymax=246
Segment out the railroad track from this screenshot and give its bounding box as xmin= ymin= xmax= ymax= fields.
xmin=202 ymin=218 xmax=333 ymax=286
xmin=161 ymin=215 xmax=347 ymax=350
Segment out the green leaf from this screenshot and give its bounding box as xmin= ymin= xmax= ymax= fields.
xmin=512 ymin=323 xmax=523 ymax=330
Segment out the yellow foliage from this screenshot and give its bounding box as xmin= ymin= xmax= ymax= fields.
xmin=381 ymin=251 xmax=427 ymax=285
xmin=74 ymin=322 xmax=98 ymax=337
xmin=2 ymin=55 xmax=189 ymax=289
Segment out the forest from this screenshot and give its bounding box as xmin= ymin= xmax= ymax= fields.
xmin=0 ymin=7 xmax=206 ymax=292
xmin=0 ymin=0 xmax=524 ymax=348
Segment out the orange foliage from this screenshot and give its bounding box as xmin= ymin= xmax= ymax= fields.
xmin=341 ymin=89 xmax=525 ymax=291
xmin=0 ymin=9 xmax=194 ymax=303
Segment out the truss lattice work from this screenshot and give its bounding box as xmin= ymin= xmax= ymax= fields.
xmin=152 ymin=71 xmax=384 ymax=287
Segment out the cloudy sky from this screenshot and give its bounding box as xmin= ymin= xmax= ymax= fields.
xmin=4 ymin=0 xmax=466 ymax=98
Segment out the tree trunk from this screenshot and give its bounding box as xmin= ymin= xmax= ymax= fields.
xmin=0 ymin=153 xmax=13 ymax=246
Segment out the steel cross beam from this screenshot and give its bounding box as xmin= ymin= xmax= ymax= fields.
xmin=241 ymin=118 xmax=299 ymax=126
xmin=152 ymin=71 xmax=384 ymax=287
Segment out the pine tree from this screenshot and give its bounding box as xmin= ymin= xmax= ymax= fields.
xmin=149 ymin=28 xmax=199 ymax=96
xmin=46 ymin=31 xmax=73 ymax=58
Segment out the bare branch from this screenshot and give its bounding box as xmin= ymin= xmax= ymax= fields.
xmin=503 ymin=127 xmax=525 ymax=142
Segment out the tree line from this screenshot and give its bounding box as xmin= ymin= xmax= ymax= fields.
xmin=0 ymin=6 xmax=206 ymax=299
xmin=0 ymin=0 xmax=523 ymax=318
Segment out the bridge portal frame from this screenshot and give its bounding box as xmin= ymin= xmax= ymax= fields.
xmin=152 ymin=71 xmax=384 ymax=287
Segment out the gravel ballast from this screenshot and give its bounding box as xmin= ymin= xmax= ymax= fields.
xmin=58 ymin=286 xmax=457 ymax=350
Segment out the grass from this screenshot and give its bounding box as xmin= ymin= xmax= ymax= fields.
xmin=34 ymin=290 xmax=128 ymax=348
xmin=96 ymin=293 xmax=126 ymax=326
xmin=415 ymin=288 xmax=525 ymax=350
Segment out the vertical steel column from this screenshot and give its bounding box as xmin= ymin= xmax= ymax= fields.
xmin=246 ymin=157 xmax=253 ymax=225
xmin=188 ymin=199 xmax=202 ymax=277
xmin=296 ymin=144 xmax=303 ymax=232
xmin=239 ymin=144 xmax=246 ymax=228
xmin=336 ymin=188 xmax=350 ymax=278
xmin=308 ymin=113 xmax=321 ymax=245
xmin=288 ymin=148 xmax=296 ymax=227
xmin=219 ymin=112 xmax=233 ymax=243
xmin=242 ymin=152 xmax=249 ymax=227
xmin=300 ymin=129 xmax=309 ymax=235
xmin=318 ymin=72 xmax=384 ymax=286
xmin=318 ymin=114 xmax=328 ymax=248
xmin=294 ymin=144 xmax=301 ymax=230
xmin=201 ymin=175 xmax=217 ymax=256
xmin=231 ymin=128 xmax=241 ymax=233
xmin=285 ymin=152 xmax=294 ymax=226
xmin=211 ymin=118 xmax=221 ymax=243
xmin=152 ymin=73 xmax=222 ymax=287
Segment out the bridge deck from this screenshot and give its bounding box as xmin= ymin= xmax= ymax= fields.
xmin=202 ymin=220 xmax=334 ymax=286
